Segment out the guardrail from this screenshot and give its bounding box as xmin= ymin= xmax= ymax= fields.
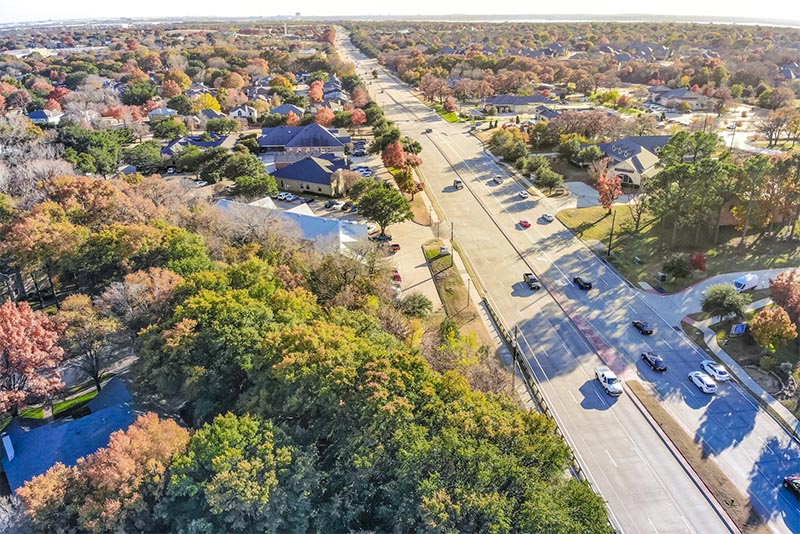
xmin=481 ymin=297 xmax=590 ymax=484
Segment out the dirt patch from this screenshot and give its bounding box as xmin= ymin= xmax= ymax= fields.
xmin=627 ymin=380 xmax=771 ymax=534
xmin=408 ymin=194 xmax=432 ymax=226
xmin=743 ymin=366 xmax=783 ymax=395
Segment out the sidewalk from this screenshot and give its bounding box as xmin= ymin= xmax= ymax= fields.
xmin=683 ymin=299 xmax=800 ymax=441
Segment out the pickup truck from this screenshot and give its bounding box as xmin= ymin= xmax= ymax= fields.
xmin=454 ymin=179 xmax=464 ymax=190
xmin=595 ymin=366 xmax=623 ymax=396
xmin=523 ymin=273 xmax=540 ymax=290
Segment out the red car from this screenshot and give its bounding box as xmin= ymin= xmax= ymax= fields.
xmin=389 ymin=243 xmax=401 ymax=253
xmin=391 ymin=270 xmax=402 ymax=283
xmin=518 ymin=219 xmax=531 ymax=229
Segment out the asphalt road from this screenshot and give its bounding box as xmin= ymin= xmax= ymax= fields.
xmin=336 ymin=37 xmax=736 ymax=534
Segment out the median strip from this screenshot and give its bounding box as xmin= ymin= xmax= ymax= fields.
xmin=627 ymin=380 xmax=770 ymax=534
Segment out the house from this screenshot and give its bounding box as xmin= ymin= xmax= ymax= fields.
xmin=162 ymin=133 xmax=232 ymax=158
xmin=185 ymin=82 xmax=215 ymax=98
xmin=1 ymin=378 xmax=136 ymax=493
xmin=147 ymin=107 xmax=178 ymax=121
xmin=258 ymin=123 xmax=350 ymax=157
xmin=215 ymin=199 xmax=369 ymax=254
xmin=198 ymin=108 xmax=226 ymax=121
xmin=28 ymin=109 xmax=64 ymax=125
xmin=649 ymin=87 xmax=712 ymax=111
xmin=484 ymin=94 xmax=557 ymax=114
xmin=627 ymin=41 xmax=669 ymax=60
xmin=229 ymin=105 xmax=258 ymax=121
xmin=534 ymin=105 xmax=561 ymax=121
xmin=269 ymin=104 xmax=305 ymax=117
xmin=271 ymin=154 xmax=349 ymax=197
xmin=592 ymin=135 xmax=672 ymax=186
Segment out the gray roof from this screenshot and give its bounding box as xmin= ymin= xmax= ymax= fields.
xmin=596 ymin=136 xmax=671 ymax=173
xmin=270 ymin=104 xmax=305 ymax=116
xmin=162 ymin=133 xmax=229 ymax=157
xmin=272 ymin=155 xmax=347 ymax=185
xmin=485 ymin=94 xmax=557 ymax=107
xmin=198 ymin=109 xmax=226 ymax=120
xmin=259 ymin=124 xmax=349 ymax=149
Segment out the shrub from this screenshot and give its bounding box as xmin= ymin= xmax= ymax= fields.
xmin=759 ymin=355 xmax=777 ymax=372
xmin=663 ymin=254 xmax=692 ymax=279
xmin=689 ymin=252 xmax=707 ymax=272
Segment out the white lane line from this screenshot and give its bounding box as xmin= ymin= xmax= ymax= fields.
xmin=568 ymin=390 xmax=579 ymax=404
xmin=605 ymin=449 xmax=618 ymax=468
xmin=642 ymin=340 xmax=653 ymax=351
xmin=661 ymin=337 xmax=674 ymax=349
xmin=682 ymin=383 xmax=698 ymax=398
xmin=648 ymin=517 xmax=659 ymax=533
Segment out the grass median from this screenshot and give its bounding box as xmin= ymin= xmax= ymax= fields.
xmin=627 ymin=380 xmax=770 ymax=534
xmin=423 ymin=239 xmax=476 ymax=323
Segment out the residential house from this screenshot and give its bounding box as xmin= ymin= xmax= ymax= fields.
xmin=593 ymin=135 xmax=671 ymax=186
xmin=533 ymin=105 xmax=561 ymax=121
xmin=257 ymin=123 xmax=350 ymax=161
xmin=198 ymin=109 xmax=226 ymax=121
xmin=147 ymin=107 xmax=178 ymax=122
xmin=484 ymin=94 xmax=558 ymax=114
xmin=215 ymin=199 xmax=369 ymax=254
xmin=271 ymin=154 xmax=349 ymax=197
xmin=185 ymin=82 xmax=215 ymax=98
xmin=28 ymin=109 xmax=64 ymax=125
xmin=627 ymin=41 xmax=670 ymax=60
xmin=269 ymin=104 xmax=305 ymax=117
xmin=229 ymin=105 xmax=258 ymax=121
xmin=1 ymin=378 xmax=136 ymax=493
xmin=648 ymin=87 xmax=713 ymax=111
xmin=246 ymin=86 xmax=272 ymax=100
xmin=162 ymin=133 xmax=232 ymax=159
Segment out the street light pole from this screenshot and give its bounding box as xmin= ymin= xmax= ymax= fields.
xmin=607 ymin=209 xmax=617 ymax=257
xmin=466 ymin=278 xmax=471 ymax=307
xmin=511 ymin=325 xmax=519 ymax=394
xmin=729 ymin=123 xmax=737 ymax=151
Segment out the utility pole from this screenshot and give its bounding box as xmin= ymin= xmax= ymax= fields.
xmin=729 ymin=123 xmax=737 ymax=151
xmin=607 ymin=209 xmax=617 ymax=257
xmin=511 ymin=325 xmax=518 ymax=394
xmin=466 ymin=278 xmax=471 ymax=307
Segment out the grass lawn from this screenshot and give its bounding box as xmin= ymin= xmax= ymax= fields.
xmin=423 ymin=239 xmax=475 ymax=323
xmin=430 ymin=103 xmax=461 ymax=123
xmin=53 ymin=389 xmax=99 ymax=417
xmin=558 ymin=205 xmax=800 ymax=292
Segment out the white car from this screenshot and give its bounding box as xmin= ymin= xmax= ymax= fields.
xmin=276 ymin=192 xmax=288 ymax=200
xmin=366 ymin=224 xmax=378 ymax=234
xmin=332 ymin=201 xmax=345 ymax=210
xmin=541 ymin=213 xmax=555 ymax=222
xmin=701 ymin=360 xmax=730 ymax=382
xmin=595 ymin=366 xmax=623 ymax=396
xmin=194 ymin=180 xmax=208 ymax=187
xmin=518 ymin=191 xmax=530 ymax=199
xmin=284 ymin=193 xmax=297 ymax=202
xmin=492 ymin=175 xmax=504 ymax=184
xmin=688 ymin=371 xmax=717 ymax=394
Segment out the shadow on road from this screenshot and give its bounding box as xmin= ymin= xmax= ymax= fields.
xmin=748 ymin=436 xmax=800 ymax=531
xmin=578 ymin=380 xmax=616 ymax=410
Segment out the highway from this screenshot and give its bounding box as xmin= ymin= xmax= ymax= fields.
xmin=336 ymin=31 xmax=800 ymax=534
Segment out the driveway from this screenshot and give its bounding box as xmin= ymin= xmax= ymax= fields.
xmin=549 ymin=181 xmax=638 ymax=211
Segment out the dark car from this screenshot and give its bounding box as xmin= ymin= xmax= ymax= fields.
xmin=370 ymin=234 xmax=393 ymax=242
xmin=523 ymin=273 xmax=540 ymax=290
xmin=632 ymin=320 xmax=654 ymax=335
xmin=573 ymin=276 xmax=592 ymax=290
xmin=324 ymin=199 xmax=336 ymax=209
xmin=641 ymin=352 xmax=667 ymax=372
xmin=784 ymin=475 xmax=800 ymax=497
xmin=342 ymin=201 xmax=354 ymax=211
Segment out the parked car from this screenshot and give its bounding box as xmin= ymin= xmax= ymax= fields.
xmin=573 ymin=276 xmax=592 ymax=290
xmin=641 ymin=352 xmax=667 ymax=372
xmin=277 ymin=192 xmax=288 ymax=201
xmin=342 ymin=201 xmax=354 ymax=211
xmin=332 ymin=201 xmax=345 ymax=210
xmin=389 ymin=243 xmax=401 ymax=252
xmin=370 ymin=233 xmax=393 ymax=242
xmin=194 ymin=180 xmax=208 ymax=187
xmin=700 ymin=360 xmax=730 ymax=382
xmin=391 ymin=270 xmax=402 ymax=282
xmin=284 ymin=193 xmax=297 ymax=202
xmin=366 ymin=224 xmax=378 ymax=234
xmin=518 ymin=219 xmax=531 ymax=229
xmin=492 ymin=175 xmax=504 ymax=184
xmin=324 ymin=199 xmax=336 ymax=209
xmin=425 ymin=128 xmax=433 ymax=133
xmin=595 ymin=366 xmax=623 ymax=396
xmin=523 ymin=273 xmax=540 ymax=290
xmin=784 ymin=475 xmax=800 ymax=498
xmin=518 ymin=190 xmax=530 ymax=199
xmin=166 ymin=167 xmax=176 ymax=174
xmin=688 ymin=371 xmax=717 ymax=394
xmin=632 ymin=320 xmax=654 ymax=335
xmin=541 ymin=213 xmax=555 ymax=222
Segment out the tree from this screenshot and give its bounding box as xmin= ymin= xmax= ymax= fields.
xmin=165 ymin=69 xmax=192 ymax=91
xmin=167 ymin=94 xmax=193 ymax=115
xmin=595 ymin=163 xmax=622 ymax=213
xmin=223 ymin=152 xmax=269 ymax=181
xmin=220 ymin=72 xmax=246 ymax=90
xmin=689 ymin=252 xmax=707 ymax=272
xmin=206 ymin=118 xmax=239 ymax=135
xmin=161 ymin=79 xmax=182 ymax=99
xmin=381 ymin=140 xmax=407 ymax=169
xmin=193 ymin=93 xmax=221 ymax=113
xmin=348 ymin=178 xmax=381 ymax=201
xmin=98 ymin=267 xmax=184 ymax=334
xmin=701 ymin=284 xmax=751 ymax=321
xmin=152 ymin=118 xmax=188 ymax=140
xmin=233 ymin=174 xmax=278 ymax=198
xmin=285 ymin=110 xmax=301 ymax=126
xmin=536 ymin=166 xmax=564 ymax=193
xmin=309 ymin=80 xmax=324 ymax=103
xmin=750 ymin=306 xmax=797 ymax=353
xmin=358 ymin=187 xmax=413 ymax=236
xmin=444 ymin=95 xmax=457 ymax=112
xmin=576 ymin=145 xmax=604 ymax=166
xmin=55 ymin=294 xmax=122 ymax=392
xmin=122 ymin=82 xmax=157 ymax=106
xmin=123 ymin=140 xmax=164 ymax=175
xmin=315 ymin=107 xmax=335 ymax=127
xmin=352 ymin=86 xmax=369 ymax=108
xmin=197 ymin=147 xmax=234 ymax=183
xmin=0 ymin=301 xmax=64 ymax=415
xmin=18 ymin=413 xmax=190 ymax=534
xmin=662 ymin=254 xmax=691 ymax=279
xmin=397 ymin=293 xmax=433 ymax=317
xmin=770 ymin=270 xmax=800 ymax=326
xmin=736 ymin=154 xmax=770 ymax=247
xmin=351 ymin=108 xmax=367 ymax=131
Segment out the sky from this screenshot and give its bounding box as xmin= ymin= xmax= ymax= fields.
xmin=1 ymin=0 xmax=798 ymax=25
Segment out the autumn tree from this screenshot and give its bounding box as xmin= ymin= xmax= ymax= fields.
xmin=351 ymin=107 xmax=367 ymax=131
xmin=56 ymin=294 xmax=123 ymax=392
xmin=381 ymin=140 xmax=406 ymax=169
xmin=193 ymin=93 xmax=221 ymax=113
xmin=309 ymin=80 xmax=324 ymax=103
xmin=315 ymin=107 xmax=335 ymax=127
xmin=98 ymin=267 xmax=184 ymax=334
xmin=161 ymin=79 xmax=182 ymax=99
xmin=285 ymin=110 xmax=301 ymax=126
xmin=352 ymin=86 xmax=369 ymax=108
xmin=0 ymin=301 xmax=64 ymax=415
xmin=750 ymin=306 xmax=797 ymax=353
xmin=771 ymin=270 xmax=800 ymax=326
xmin=591 ymin=158 xmax=622 ymax=213
xmin=18 ymin=413 xmax=190 ymax=533
xmin=165 ymin=69 xmax=192 ymax=91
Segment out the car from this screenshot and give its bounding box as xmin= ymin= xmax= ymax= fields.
xmin=541 ymin=213 xmax=555 ymax=222
xmin=632 ymin=320 xmax=654 ymax=335
xmin=518 ymin=191 xmax=530 ymax=199
xmin=166 ymin=167 xmax=176 ymax=174
xmin=353 ymin=150 xmax=366 ymax=157
xmin=391 ymin=270 xmax=402 ymax=282
xmin=296 ymin=197 xmax=309 ymax=203
xmin=284 ymin=193 xmax=297 ymax=202
xmin=700 ymin=360 xmax=730 ymax=382
xmin=518 ymin=219 xmax=531 ymax=229
xmin=573 ymin=276 xmax=592 ymax=290
xmin=370 ymin=233 xmax=393 ymax=242
xmin=305 ymin=198 xmax=317 ymax=204
xmin=366 ymin=224 xmax=378 ymax=234
xmin=277 ymin=192 xmax=288 ymax=201
xmin=342 ymin=201 xmax=354 ymax=211
xmin=784 ymin=475 xmax=800 ymax=498
xmin=324 ymin=199 xmax=336 ymax=209
xmin=332 ymin=201 xmax=345 ymax=210
xmin=492 ymin=175 xmax=504 ymax=184
xmin=350 ymin=205 xmax=358 ymax=212
xmin=688 ymin=371 xmax=717 ymax=394
xmin=523 ymin=272 xmax=540 ymax=290
xmin=361 ymin=171 xmax=374 ymax=177
xmin=641 ymin=351 xmax=667 ymax=372
xmin=425 ymin=128 xmax=433 ymax=134
xmin=726 ymin=124 xmax=737 ymax=130
xmin=194 ymin=180 xmax=208 ymax=187
xmin=595 ymin=366 xmax=623 ymax=396
xmin=389 ymin=243 xmax=401 ymax=252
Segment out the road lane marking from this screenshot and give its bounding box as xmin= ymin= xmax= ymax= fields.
xmin=682 ymin=383 xmax=698 ymax=397
xmin=661 ymin=337 xmax=674 ymax=349
xmin=605 ymin=449 xmax=618 ymax=468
